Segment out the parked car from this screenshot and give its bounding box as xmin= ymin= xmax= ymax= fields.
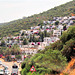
xmin=0 ymin=69 xmax=4 ymax=75
xmin=11 ymin=64 xmax=18 ymax=75
xmin=4 ymin=66 xmax=8 ymax=70
xmin=5 ymin=70 xmax=10 ymax=75
xmin=2 ymin=64 xmax=8 ymax=70
xmin=2 ymin=64 xmax=6 ymax=67
xmin=0 ymin=61 xmax=2 ymax=65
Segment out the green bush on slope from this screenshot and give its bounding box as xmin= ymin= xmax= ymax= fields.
xmin=21 ymin=49 xmax=67 ymax=75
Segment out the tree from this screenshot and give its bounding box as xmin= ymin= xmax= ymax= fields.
xmin=62 ymin=39 xmax=75 ymax=61
xmin=10 ymin=44 xmax=21 ymax=55
xmin=32 ymin=35 xmax=39 ymax=42
xmin=21 ymin=68 xmax=27 ymax=75
xmin=23 ymin=38 xmax=28 ymax=45
xmin=50 ymin=40 xmax=63 ymax=50
xmin=55 ymin=21 xmax=59 ymax=25
xmin=40 ymin=25 xmax=42 ymax=29
xmin=29 ymin=34 xmax=33 ymax=42
xmin=39 ymin=32 xmax=45 ymax=42
xmin=67 ymin=26 xmax=75 ymax=40
xmin=60 ymin=26 xmax=75 ymax=61
xmin=1 ymin=40 xmax=5 ymax=46
xmin=73 ymin=20 xmax=75 ymax=23
xmin=7 ymin=56 xmax=11 ymax=61
xmin=21 ymin=31 xmax=25 ymax=36
xmin=60 ymin=26 xmax=75 ymax=43
xmin=41 ymin=33 xmax=44 ymax=42
xmin=0 ymin=49 xmax=3 ymax=54
xmin=32 ymin=35 xmax=35 ymax=42
xmin=7 ymin=38 xmax=10 ymax=43
xmin=16 ymin=55 xmax=21 ymax=59
xmin=44 ymin=30 xmax=47 ymax=37
xmin=63 ymin=25 xmax=67 ymax=31
xmin=60 ymin=31 xmax=68 ymax=43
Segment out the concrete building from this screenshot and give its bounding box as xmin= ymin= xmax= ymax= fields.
xmin=53 ymin=30 xmax=61 ymax=37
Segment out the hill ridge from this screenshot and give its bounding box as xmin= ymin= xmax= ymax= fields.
xmin=0 ymin=0 xmax=75 ymax=37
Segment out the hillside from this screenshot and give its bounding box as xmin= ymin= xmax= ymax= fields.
xmin=21 ymin=25 xmax=75 ymax=75
xmin=0 ymin=0 xmax=75 ymax=37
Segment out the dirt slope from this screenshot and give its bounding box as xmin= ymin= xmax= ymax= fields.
xmin=60 ymin=58 xmax=75 ymax=75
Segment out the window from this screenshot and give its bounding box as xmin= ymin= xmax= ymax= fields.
xmin=12 ymin=66 xmax=18 ymax=68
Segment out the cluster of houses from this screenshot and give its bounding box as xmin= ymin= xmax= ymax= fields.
xmin=44 ymin=16 xmax=74 ymax=25
xmin=0 ymin=16 xmax=75 ymax=55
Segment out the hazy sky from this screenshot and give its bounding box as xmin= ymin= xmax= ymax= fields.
xmin=0 ymin=0 xmax=73 ymax=23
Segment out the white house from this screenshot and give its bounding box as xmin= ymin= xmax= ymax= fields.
xmin=20 ymin=30 xmax=26 ymax=35
xmin=21 ymin=47 xmax=38 ymax=55
xmin=71 ymin=16 xmax=75 ymax=20
xmin=53 ymin=30 xmax=61 ymax=37
xmin=44 ymin=37 xmax=51 ymax=43
xmin=57 ymin=25 xmax=63 ymax=30
xmin=32 ymin=30 xmax=39 ymax=34
xmin=63 ymin=16 xmax=68 ymax=20
xmin=34 ymin=26 xmax=40 ymax=30
xmin=51 ymin=25 xmax=56 ymax=29
xmin=44 ymin=37 xmax=60 ymax=45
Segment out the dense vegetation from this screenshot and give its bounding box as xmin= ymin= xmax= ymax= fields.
xmin=0 ymin=44 xmax=21 ymax=61
xmin=21 ymin=50 xmax=67 ymax=75
xmin=0 ymin=0 xmax=75 ymax=37
xmin=21 ymin=25 xmax=75 ymax=75
xmin=50 ymin=25 xmax=75 ymax=61
xmin=0 ymin=44 xmax=21 ymax=56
